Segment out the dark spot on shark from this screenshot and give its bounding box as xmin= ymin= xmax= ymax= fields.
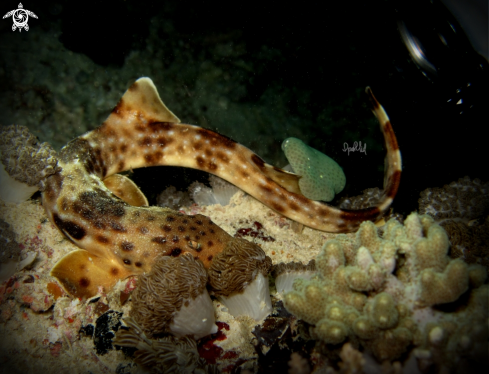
xmin=152 ymin=236 xmax=166 ymax=244
xmin=96 ymin=235 xmax=110 ymax=244
xmin=156 ymin=137 xmax=169 ymax=147
xmin=109 ymin=221 xmax=126 ymax=232
xmin=251 ymin=154 xmax=266 ymax=169
xmin=148 ymin=122 xmax=174 ymax=133
xmin=121 ymin=241 xmax=134 ymax=251
xmin=196 ymin=128 xmax=236 ymax=149
xmin=144 ymin=154 xmax=154 ymax=164
xmin=170 ymin=248 xmax=182 ymax=257
xmin=79 ymin=277 xmax=90 ymax=288
xmin=53 ymin=213 xmax=86 ymax=240
xmin=139 ymin=137 xmax=152 ymax=147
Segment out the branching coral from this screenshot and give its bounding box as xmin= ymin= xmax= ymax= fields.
xmin=131 ymin=253 xmax=217 ymax=340
xmin=283 ymin=213 xmax=488 ymax=370
xmin=0 ymin=125 xmax=59 ymax=203
xmin=208 ymin=237 xmax=272 ymax=321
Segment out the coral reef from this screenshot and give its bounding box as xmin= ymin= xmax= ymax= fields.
xmin=338 ymin=187 xmax=383 ymax=210
xmin=157 ymin=175 xmax=239 ymax=210
xmin=208 ymin=237 xmax=272 ymax=321
xmin=441 ymin=217 xmax=489 ymax=269
xmin=114 ymin=317 xmax=218 ymax=374
xmin=337 ymin=187 xmax=404 ymax=226
xmin=158 ymin=186 xmax=194 ymax=210
xmin=0 ymin=125 xmax=59 ymax=203
xmin=190 ymin=175 xmax=240 ymax=207
xmin=418 ymin=176 xmax=489 ymax=221
xmin=272 ymin=260 xmax=316 ymax=294
xmin=418 ymin=176 xmax=489 ymax=270
xmin=281 ymin=137 xmax=346 ymax=202
xmin=130 ymin=253 xmax=217 ymax=340
xmin=283 ymin=213 xmax=488 ymax=371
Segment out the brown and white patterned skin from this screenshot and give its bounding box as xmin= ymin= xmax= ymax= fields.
xmin=42 ymin=78 xmax=401 ymax=298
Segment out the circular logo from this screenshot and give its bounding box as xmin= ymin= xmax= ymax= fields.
xmin=3 ymin=3 xmax=38 ymax=32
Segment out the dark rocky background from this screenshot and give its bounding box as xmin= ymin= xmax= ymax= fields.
xmin=1 ymin=0 xmax=487 ymax=215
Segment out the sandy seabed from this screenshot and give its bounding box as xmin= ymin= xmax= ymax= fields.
xmin=0 ymin=190 xmax=346 ymax=373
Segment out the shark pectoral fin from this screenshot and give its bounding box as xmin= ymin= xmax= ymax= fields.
xmin=110 ymin=77 xmax=180 ymax=124
xmin=103 ymin=174 xmax=148 ymax=207
xmin=50 ymin=250 xmax=133 ymax=299
xmin=262 ymin=164 xmax=303 ymax=195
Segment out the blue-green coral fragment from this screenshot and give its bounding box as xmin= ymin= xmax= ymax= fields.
xmin=281 ymin=137 xmax=345 ymax=201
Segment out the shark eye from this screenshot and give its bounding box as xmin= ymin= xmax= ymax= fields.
xmin=188 ymin=240 xmax=201 ymax=251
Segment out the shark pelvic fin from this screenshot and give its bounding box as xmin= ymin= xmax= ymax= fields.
xmin=50 ymin=250 xmax=133 ymax=299
xmin=103 ymin=174 xmax=148 ymax=207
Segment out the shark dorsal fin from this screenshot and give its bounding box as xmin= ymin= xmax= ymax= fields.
xmin=111 ymin=77 xmax=180 ymax=123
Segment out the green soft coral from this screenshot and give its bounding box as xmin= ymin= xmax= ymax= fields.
xmin=281 ymin=137 xmax=346 ymax=201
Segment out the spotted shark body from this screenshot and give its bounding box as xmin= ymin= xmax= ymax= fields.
xmin=42 ymin=78 xmax=401 ymax=298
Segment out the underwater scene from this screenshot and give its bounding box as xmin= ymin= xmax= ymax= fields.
xmin=0 ymin=0 xmax=488 ymax=373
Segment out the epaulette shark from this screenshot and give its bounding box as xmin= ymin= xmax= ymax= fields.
xmin=42 ymin=77 xmax=401 ymax=298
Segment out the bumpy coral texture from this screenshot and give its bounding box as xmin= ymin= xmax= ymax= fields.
xmin=338 ymin=187 xmax=383 ymax=210
xmin=130 ymin=253 xmax=208 ymax=337
xmin=0 ymin=125 xmax=59 ymax=190
xmin=418 ymin=176 xmax=489 ymax=221
xmin=337 ymin=187 xmax=404 ymax=225
xmin=114 ymin=317 xmax=218 ymax=374
xmin=208 ymin=236 xmax=272 ymax=297
xmin=418 ymin=176 xmax=489 ymax=270
xmin=441 ymin=217 xmax=489 ymax=270
xmin=284 ymin=213 xmax=488 ymax=370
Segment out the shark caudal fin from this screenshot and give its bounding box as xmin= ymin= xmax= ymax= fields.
xmin=50 ymin=250 xmax=134 ymax=299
